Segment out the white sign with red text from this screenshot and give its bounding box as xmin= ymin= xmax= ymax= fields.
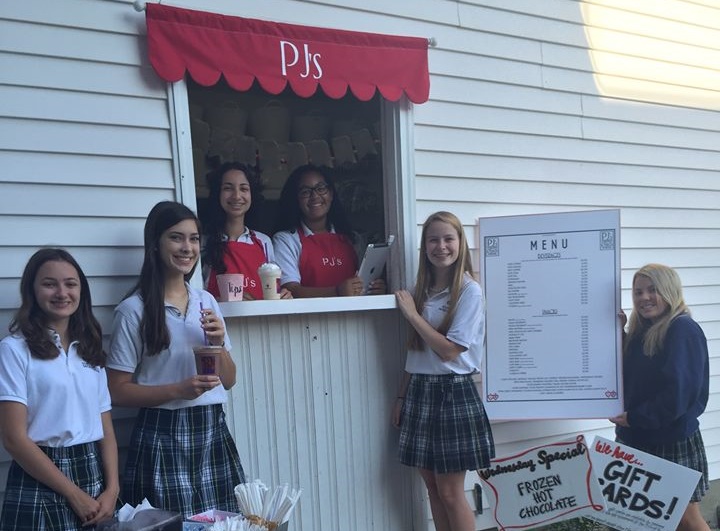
xmin=587 ymin=436 xmax=700 ymax=531
xmin=478 ymin=435 xmax=605 ymax=531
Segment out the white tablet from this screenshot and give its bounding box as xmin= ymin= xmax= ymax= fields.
xmin=358 ymin=235 xmax=394 ymax=293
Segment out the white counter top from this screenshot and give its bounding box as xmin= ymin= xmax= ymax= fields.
xmin=219 ymin=294 xmax=397 ymax=317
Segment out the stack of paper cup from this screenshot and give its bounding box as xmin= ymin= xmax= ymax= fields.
xmin=257 ymin=263 xmax=282 ymax=300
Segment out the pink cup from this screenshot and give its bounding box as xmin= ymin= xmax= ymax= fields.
xmin=216 ymin=274 xmax=244 ymax=302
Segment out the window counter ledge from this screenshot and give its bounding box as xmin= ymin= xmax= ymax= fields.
xmin=219 ymin=294 xmax=397 ymax=317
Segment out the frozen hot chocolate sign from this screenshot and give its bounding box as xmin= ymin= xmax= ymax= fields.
xmin=478 ymin=435 xmax=604 ymax=530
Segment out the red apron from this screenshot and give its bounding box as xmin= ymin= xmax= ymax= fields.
xmin=298 ymin=228 xmax=358 ymax=288
xmin=207 ymin=231 xmax=267 ymax=300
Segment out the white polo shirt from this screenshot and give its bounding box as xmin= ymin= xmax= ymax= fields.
xmin=108 ymin=285 xmax=232 ymax=410
xmin=404 ymin=275 xmax=485 ymax=375
xmin=0 ymin=333 xmax=111 ymax=447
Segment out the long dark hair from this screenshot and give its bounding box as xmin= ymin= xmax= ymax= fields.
xmin=204 ymin=162 xmax=263 ymax=275
xmin=10 ymin=248 xmax=105 ymax=366
xmin=129 ymin=201 xmax=200 ymax=356
xmin=272 ymin=164 xmax=354 ymax=241
xmin=409 ymin=212 xmax=475 ymax=350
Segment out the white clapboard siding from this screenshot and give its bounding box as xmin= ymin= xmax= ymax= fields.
xmin=1 ymin=151 xmax=174 ymax=188
xmin=0 ymin=118 xmax=171 ymax=159
xmin=0 ymin=19 xmax=144 ymax=65
xmin=0 ymin=217 xmax=151 ymax=249
xmin=417 ymin=178 xmax=720 ymax=209
xmin=0 ymin=0 xmax=176 ymax=511
xmin=0 ymin=52 xmax=165 ymax=97
xmin=1 ymin=0 xmax=144 ymax=35
xmin=417 ymin=129 xmax=720 ymax=169
xmin=0 ymin=86 xmax=169 ymax=128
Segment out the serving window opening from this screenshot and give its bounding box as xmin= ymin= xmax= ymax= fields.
xmin=187 ymin=78 xmax=387 ymax=256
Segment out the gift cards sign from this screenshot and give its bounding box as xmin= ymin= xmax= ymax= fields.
xmin=586 ymin=436 xmax=700 ymax=531
xmin=478 ymin=435 xmax=604 ymax=530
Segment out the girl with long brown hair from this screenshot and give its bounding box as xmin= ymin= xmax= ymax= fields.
xmin=0 ymin=248 xmax=119 ymax=529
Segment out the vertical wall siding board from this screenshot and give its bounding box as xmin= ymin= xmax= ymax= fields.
xmin=226 ymin=311 xmax=410 ymax=531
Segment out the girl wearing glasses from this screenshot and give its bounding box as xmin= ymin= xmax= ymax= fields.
xmin=203 ymin=162 xmax=291 ymax=300
xmin=273 ymin=164 xmax=385 ymax=298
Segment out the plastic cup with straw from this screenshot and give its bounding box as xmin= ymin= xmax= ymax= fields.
xmin=193 ymin=301 xmax=222 ymax=375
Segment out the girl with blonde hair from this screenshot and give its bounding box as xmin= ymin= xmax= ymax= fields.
xmin=393 ymin=211 xmax=494 ymax=531
xmin=611 ymin=263 xmax=710 ymax=531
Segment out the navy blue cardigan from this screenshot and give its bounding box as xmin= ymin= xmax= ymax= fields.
xmin=617 ymin=314 xmax=709 ymax=447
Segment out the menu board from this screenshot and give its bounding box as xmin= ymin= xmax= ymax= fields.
xmin=479 ymin=210 xmax=623 ymax=419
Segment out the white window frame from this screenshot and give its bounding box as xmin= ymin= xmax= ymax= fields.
xmin=167 ymin=79 xmax=417 ymax=315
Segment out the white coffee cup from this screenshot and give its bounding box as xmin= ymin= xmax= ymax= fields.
xmin=257 ymin=262 xmax=282 ymax=300
xmin=216 ymin=274 xmax=244 ymax=302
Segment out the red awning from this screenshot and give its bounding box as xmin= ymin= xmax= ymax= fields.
xmin=145 ymin=4 xmax=430 ymax=103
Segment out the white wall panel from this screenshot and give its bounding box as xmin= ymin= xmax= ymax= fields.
xmin=416 ymin=128 xmax=720 ymax=169
xmin=457 ymin=2 xmax=586 ymax=46
xmin=580 ymin=95 xmax=720 ymax=130
xmin=0 ymin=86 xmax=169 ymax=128
xmin=428 ymin=76 xmax=581 ymax=113
xmin=0 ymin=118 xmax=171 ymax=158
xmin=1 ymin=151 xmax=173 ymax=188
xmin=0 ymin=19 xmax=145 ymax=65
xmin=0 ymin=185 xmax=174 ymax=217
xmin=1 ymin=0 xmax=144 ymax=34
xmin=0 ymin=52 xmax=165 ymax=97
xmin=429 ymin=49 xmax=544 ymax=86
xmin=225 ymin=310 xmax=414 ymax=531
xmin=417 ymin=178 xmax=720 ymax=209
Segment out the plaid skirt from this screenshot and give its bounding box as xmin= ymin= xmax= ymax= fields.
xmin=123 ymin=404 xmax=245 ymax=518
xmin=618 ymin=429 xmax=709 ymax=502
xmin=399 ymin=373 xmax=495 ymax=474
xmin=0 ymin=442 xmax=104 ymax=531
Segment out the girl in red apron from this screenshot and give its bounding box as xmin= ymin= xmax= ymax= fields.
xmin=272 ymin=164 xmax=385 ymax=298
xmin=204 ymin=162 xmax=291 ymax=300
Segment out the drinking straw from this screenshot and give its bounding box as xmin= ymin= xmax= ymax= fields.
xmin=199 ymin=301 xmax=208 ymax=345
